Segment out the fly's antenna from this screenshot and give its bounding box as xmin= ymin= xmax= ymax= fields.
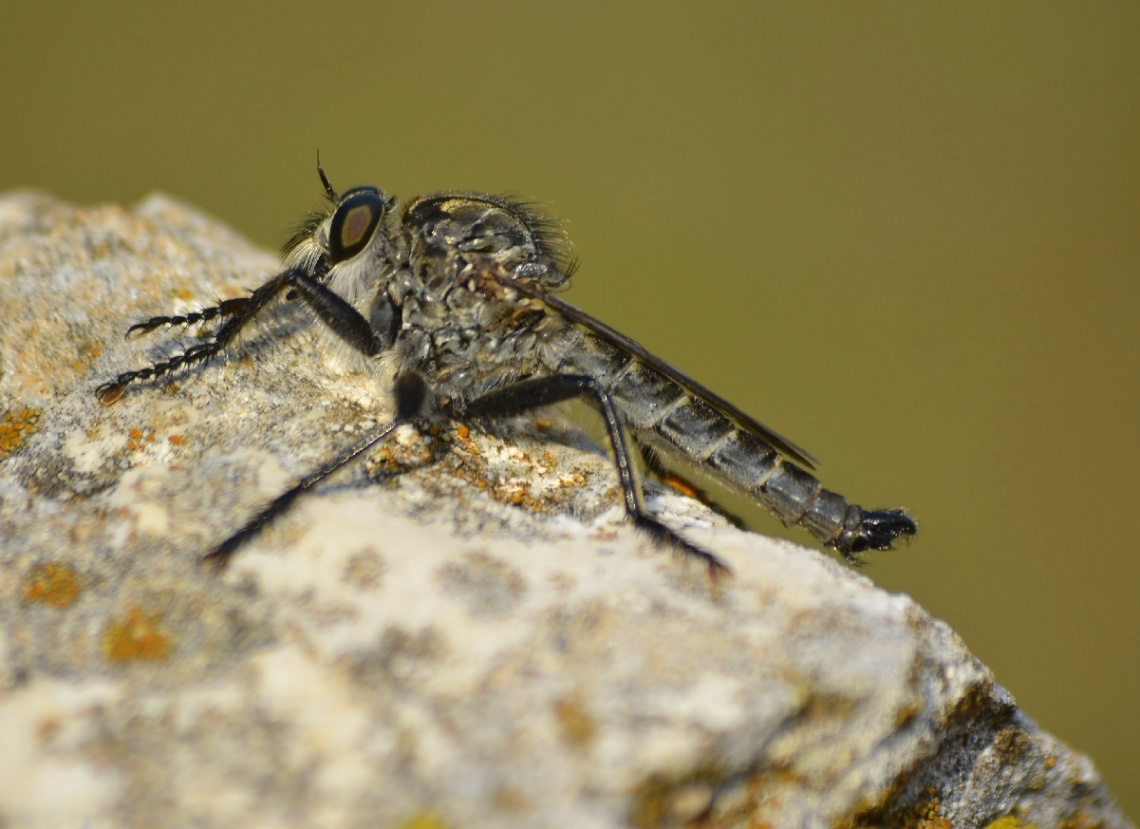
xmin=316 ymin=152 xmax=339 ymax=203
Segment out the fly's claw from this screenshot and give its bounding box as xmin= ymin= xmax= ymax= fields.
xmin=95 ymin=381 xmax=127 ymax=405
xmin=125 ymin=318 xmax=171 ymax=340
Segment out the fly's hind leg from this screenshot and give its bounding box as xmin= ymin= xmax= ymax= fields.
xmin=455 ymin=375 xmax=730 ymax=577
xmin=637 ymin=443 xmax=747 ymax=530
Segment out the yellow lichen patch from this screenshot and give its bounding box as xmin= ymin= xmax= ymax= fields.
xmin=22 ymin=562 xmax=82 ymax=609
xmin=553 ymin=694 xmax=595 ymax=748
xmin=985 ymin=818 xmax=1038 ymax=829
xmin=398 ymin=811 xmax=448 ymax=829
xmin=101 ymin=606 xmax=173 ymax=662
xmin=629 ymin=765 xmax=725 ymax=829
xmin=0 ymin=407 xmax=41 ymax=458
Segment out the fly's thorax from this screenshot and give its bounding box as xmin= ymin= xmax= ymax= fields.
xmin=401 ymin=191 xmax=574 ymax=292
xmin=396 ymin=280 xmax=564 ymax=399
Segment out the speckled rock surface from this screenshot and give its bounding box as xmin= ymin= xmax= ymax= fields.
xmin=0 ymin=191 xmax=1132 ymax=829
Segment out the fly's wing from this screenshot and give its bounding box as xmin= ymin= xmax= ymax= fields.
xmin=508 ymin=281 xmax=818 ymax=470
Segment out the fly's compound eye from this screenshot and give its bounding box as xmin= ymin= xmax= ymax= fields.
xmin=328 ymin=187 xmax=385 ymax=264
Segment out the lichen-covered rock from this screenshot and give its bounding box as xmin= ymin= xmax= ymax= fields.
xmin=0 ymin=191 xmax=1131 ymax=828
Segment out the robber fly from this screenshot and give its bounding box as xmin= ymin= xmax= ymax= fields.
xmin=96 ymin=163 xmax=916 ymax=573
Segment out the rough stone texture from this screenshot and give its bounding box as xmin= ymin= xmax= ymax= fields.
xmin=0 ymin=190 xmax=1131 ymax=829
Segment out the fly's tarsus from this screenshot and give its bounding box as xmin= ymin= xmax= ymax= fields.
xmin=125 ymin=297 xmax=251 ymax=340
xmin=95 ymin=162 xmax=916 ymax=573
xmin=96 ymin=341 xmax=217 ymax=405
xmin=634 ymin=515 xmax=730 ymax=578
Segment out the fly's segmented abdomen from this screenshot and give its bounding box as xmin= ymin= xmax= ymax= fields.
xmin=562 ymin=333 xmax=915 ymax=558
xmin=610 ymin=359 xmax=848 ymax=547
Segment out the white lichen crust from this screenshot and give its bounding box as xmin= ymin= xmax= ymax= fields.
xmin=0 ymin=191 xmax=1131 ymax=828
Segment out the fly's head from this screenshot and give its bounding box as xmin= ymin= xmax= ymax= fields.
xmin=284 ymin=165 xmax=401 ymax=330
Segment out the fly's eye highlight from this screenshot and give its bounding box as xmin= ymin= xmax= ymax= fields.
xmin=328 ymin=187 xmax=385 ymax=264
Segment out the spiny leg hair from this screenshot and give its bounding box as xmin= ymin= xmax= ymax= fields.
xmin=125 ymin=297 xmax=252 ymax=340
xmin=96 ymin=265 xmax=383 ymax=404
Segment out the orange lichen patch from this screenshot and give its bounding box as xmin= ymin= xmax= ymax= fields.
xmin=856 ymin=784 xmax=954 ymax=829
xmin=453 ymin=425 xmax=481 ymax=455
xmin=72 ymin=340 xmax=107 ymax=370
xmin=125 ymin=427 xmax=159 ymax=451
xmin=22 ymin=563 xmax=82 ymax=609
xmin=558 ymin=471 xmax=588 ymax=489
xmin=0 ymin=407 xmax=41 ymax=458
xmin=169 ymin=434 xmax=184 ymax=445
xmin=488 ymin=478 xmax=537 ymax=510
xmin=101 ymin=606 xmax=173 ymax=662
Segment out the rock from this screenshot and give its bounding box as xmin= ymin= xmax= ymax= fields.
xmin=0 ymin=191 xmax=1131 ymax=828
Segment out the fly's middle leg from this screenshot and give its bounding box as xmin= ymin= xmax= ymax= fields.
xmin=203 ymin=372 xmax=429 ymax=571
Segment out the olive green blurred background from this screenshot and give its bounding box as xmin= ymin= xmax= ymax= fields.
xmin=3 ymin=1 xmax=1137 ymax=811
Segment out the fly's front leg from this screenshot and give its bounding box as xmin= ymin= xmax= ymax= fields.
xmin=96 ymin=265 xmax=384 ymax=404
xmin=123 ymin=297 xmax=252 ymax=340
xmin=456 ymin=375 xmax=729 ymax=576
xmin=204 ymin=373 xmax=428 ymax=571
xmin=97 ymin=271 xmax=292 ymax=403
